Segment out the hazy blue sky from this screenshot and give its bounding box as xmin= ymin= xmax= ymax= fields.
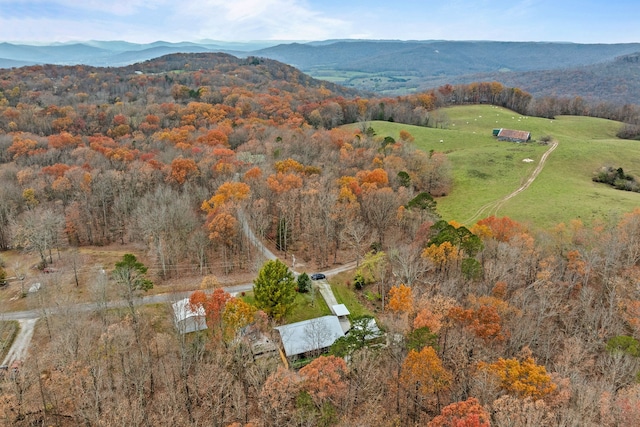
xmin=0 ymin=0 xmax=638 ymax=44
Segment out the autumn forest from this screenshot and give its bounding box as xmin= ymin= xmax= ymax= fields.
xmin=1 ymin=52 xmax=640 ymax=426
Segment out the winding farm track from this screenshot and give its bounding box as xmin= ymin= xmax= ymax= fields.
xmin=463 ymin=140 xmax=559 ymax=225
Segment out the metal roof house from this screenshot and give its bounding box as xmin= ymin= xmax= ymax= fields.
xmin=275 ymin=315 xmax=345 ymax=358
xmin=172 ymin=298 xmax=208 ymax=334
xmin=494 ymin=128 xmax=531 ymax=142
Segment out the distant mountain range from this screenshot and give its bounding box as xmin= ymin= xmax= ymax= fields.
xmin=0 ymin=40 xmax=278 ymax=68
xmin=1 ymin=39 xmax=639 ymax=104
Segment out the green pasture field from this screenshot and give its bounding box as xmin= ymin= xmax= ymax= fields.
xmin=306 ymin=68 xmax=372 ymax=83
xmin=307 ymin=68 xmax=420 ymax=94
xmin=352 ymin=105 xmax=640 ymax=230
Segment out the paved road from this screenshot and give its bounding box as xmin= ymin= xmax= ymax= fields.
xmin=0 ymin=261 xmax=357 ymax=321
xmin=0 ymin=282 xmax=255 ymax=322
xmin=0 ymin=209 xmax=357 ymax=365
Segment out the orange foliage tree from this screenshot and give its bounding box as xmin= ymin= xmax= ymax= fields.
xmin=48 ymin=131 xmax=82 ymax=149
xmin=413 ymin=295 xmax=457 ymax=334
xmin=400 ymin=346 xmax=451 ymax=398
xmin=448 ymin=304 xmax=507 ymax=343
xmin=299 ymin=355 xmax=348 ymax=407
xmin=388 ymin=284 xmax=414 ymax=314
xmin=266 ymin=172 xmax=303 ymax=194
xmin=189 ymin=288 xmax=231 ymax=339
xmin=474 ymin=216 xmax=524 ymax=242
xmin=357 ymin=168 xmax=389 ymax=188
xmin=202 ymin=181 xmax=251 ymax=212
xmin=274 ymin=158 xmax=305 ymax=174
xmin=479 ymin=353 xmax=557 ymax=399
xmin=399 ymin=130 xmax=415 ymax=142
xmin=206 ymin=212 xmax=238 ymax=248
xmin=197 ymin=128 xmax=229 ymax=146
xmin=8 ymin=136 xmax=38 ymax=160
xmin=168 ymin=157 xmax=199 ymax=184
xmin=428 ymin=397 xmax=490 ymax=427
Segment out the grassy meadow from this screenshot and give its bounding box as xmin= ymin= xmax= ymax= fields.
xmin=356 ymin=105 xmax=640 ymax=230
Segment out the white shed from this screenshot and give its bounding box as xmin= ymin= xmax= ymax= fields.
xmin=172 ymin=298 xmax=207 ymax=334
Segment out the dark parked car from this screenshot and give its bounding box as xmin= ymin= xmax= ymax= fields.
xmin=310 ymin=273 xmax=326 ymax=280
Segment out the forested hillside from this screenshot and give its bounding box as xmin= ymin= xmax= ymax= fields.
xmin=4 ymin=40 xmax=640 ymax=103
xmin=2 ymin=53 xmax=640 ymax=426
xmin=444 ymin=52 xmax=640 ymax=105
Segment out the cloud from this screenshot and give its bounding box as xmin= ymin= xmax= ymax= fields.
xmin=0 ymin=0 xmax=637 ymax=43
xmin=177 ymin=0 xmax=351 ymax=41
xmin=0 ymin=0 xmax=162 ymax=16
xmin=0 ymin=0 xmax=352 ymax=42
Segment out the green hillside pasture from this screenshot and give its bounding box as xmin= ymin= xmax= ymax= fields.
xmin=353 ymin=105 xmax=640 ymax=229
xmin=307 ymin=68 xmax=420 ymax=94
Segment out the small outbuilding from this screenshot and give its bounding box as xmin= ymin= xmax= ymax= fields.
xmin=494 ymin=128 xmax=531 ymax=143
xmin=172 ymin=298 xmax=208 ymax=334
xmin=331 ymin=304 xmax=352 ymax=333
xmin=238 ymin=324 xmax=279 ymax=360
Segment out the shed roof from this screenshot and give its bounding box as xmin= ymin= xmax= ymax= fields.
xmin=172 ymin=298 xmax=206 ymax=322
xmin=497 ymin=128 xmax=530 ymax=141
xmin=332 ymin=304 xmax=350 ymax=317
xmin=275 ymin=315 xmax=345 ymax=357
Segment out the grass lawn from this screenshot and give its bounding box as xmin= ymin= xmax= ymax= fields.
xmin=349 ymin=105 xmax=640 ymax=230
xmin=243 ymin=278 xmax=372 ymax=324
xmin=286 ymin=291 xmax=331 ymax=323
xmin=0 ymin=320 xmax=19 ymax=362
xmin=242 ymin=290 xmax=332 ymax=324
xmin=331 ymin=282 xmax=374 ymax=318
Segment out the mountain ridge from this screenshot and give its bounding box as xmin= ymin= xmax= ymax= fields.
xmin=2 ymin=39 xmax=639 ymax=104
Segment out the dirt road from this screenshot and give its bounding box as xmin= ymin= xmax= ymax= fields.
xmin=463 ymin=140 xmax=559 ymax=225
xmin=1 ymin=318 xmax=38 ymax=367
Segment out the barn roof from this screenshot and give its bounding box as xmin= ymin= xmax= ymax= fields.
xmin=497 ymin=128 xmax=531 ymax=141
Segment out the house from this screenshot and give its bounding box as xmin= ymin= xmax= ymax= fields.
xmin=275 ymin=315 xmax=345 ymax=358
xmin=494 ymin=128 xmax=531 ymax=142
xmin=172 ymin=298 xmax=207 ymax=334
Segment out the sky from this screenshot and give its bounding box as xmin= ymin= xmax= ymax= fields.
xmin=0 ymin=0 xmax=639 ymax=45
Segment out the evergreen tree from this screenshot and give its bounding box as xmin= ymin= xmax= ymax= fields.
xmin=297 ymin=272 xmax=312 ymax=293
xmin=253 ymin=259 xmax=296 ymax=320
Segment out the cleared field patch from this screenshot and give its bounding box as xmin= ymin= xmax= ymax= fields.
xmin=350 ymin=105 xmax=639 ymax=229
xmin=307 ymin=68 xmax=421 ymax=93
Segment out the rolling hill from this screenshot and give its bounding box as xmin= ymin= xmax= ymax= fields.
xmin=440 ymin=53 xmax=640 ymax=105
xmin=352 ymin=105 xmax=640 ymax=229
xmin=252 ymin=40 xmax=640 ymax=101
